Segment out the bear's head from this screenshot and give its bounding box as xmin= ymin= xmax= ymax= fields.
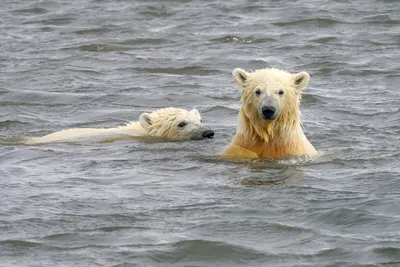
xmin=139 ymin=108 xmax=214 ymax=141
xmin=232 ymin=68 xmax=310 ymax=141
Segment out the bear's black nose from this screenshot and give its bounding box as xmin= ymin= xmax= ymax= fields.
xmin=262 ymin=106 xmax=276 ymax=119
xmin=202 ymin=130 xmax=214 ymax=139
xmin=262 ymin=106 xmax=276 ymax=120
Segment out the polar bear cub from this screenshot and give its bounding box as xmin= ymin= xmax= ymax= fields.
xmin=24 ymin=108 xmax=214 ymax=144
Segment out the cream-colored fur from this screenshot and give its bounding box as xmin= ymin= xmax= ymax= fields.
xmin=25 ymin=107 xmax=209 ymax=144
xmin=223 ymin=68 xmax=317 ymax=159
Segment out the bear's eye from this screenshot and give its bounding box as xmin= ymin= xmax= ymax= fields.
xmin=178 ymin=122 xmax=187 ymax=128
xmin=255 ymin=89 xmax=261 ymax=96
xmin=200 ymin=119 xmax=203 ymax=123
xmin=278 ymin=89 xmax=284 ymax=95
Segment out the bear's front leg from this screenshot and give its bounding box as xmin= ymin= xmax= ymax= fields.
xmin=222 ymin=144 xmax=259 ymax=159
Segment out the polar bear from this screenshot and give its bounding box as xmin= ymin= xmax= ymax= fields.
xmin=24 ymin=107 xmax=214 ymax=144
xmin=223 ymin=67 xmax=317 ymax=159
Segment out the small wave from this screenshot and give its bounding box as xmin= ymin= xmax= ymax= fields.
xmin=336 ymin=69 xmax=393 ymax=76
xmin=237 ymin=169 xmax=304 ymax=187
xmin=334 ymin=106 xmax=398 ymax=117
xmin=40 ymin=233 xmax=75 ymax=240
xmin=361 ymin=14 xmax=400 ymax=25
xmin=74 ymin=26 xmax=115 ymax=35
xmin=93 ymin=226 xmax=135 ymax=233
xmin=373 ymin=247 xmax=400 ymax=259
xmin=0 ymin=136 xmax=29 ymax=145
xmin=0 ymin=120 xmax=30 ymax=127
xmin=0 ymin=239 xmax=41 ymax=248
xmin=11 ymin=7 xmax=48 ymax=15
xmin=24 ymin=17 xmax=75 ymax=26
xmin=118 ymin=38 xmax=171 ymax=46
xmin=203 ymin=105 xmax=239 ymax=113
xmin=0 ymin=89 xmax=8 ymax=95
xmin=366 ymin=39 xmax=400 ymax=45
xmin=310 ymin=208 xmax=381 ymax=228
xmin=264 ymin=221 xmax=315 ymax=233
xmin=211 ymin=35 xmax=274 ymax=44
xmin=243 ymin=5 xmax=267 ymax=12
xmin=302 ymin=93 xmax=319 ymax=104
xmin=134 ymin=66 xmax=219 ymax=76
xmin=311 ymin=36 xmax=340 ymax=44
xmin=39 ymin=26 xmax=54 ymax=32
xmin=0 ymin=101 xmax=66 ymax=107
xmin=312 ymin=247 xmax=350 ymax=258
xmin=78 ymin=44 xmax=131 ymax=52
xmin=221 ymin=159 xmax=309 ymax=187
xmin=148 ymin=239 xmax=269 ymax=263
xmin=138 ymin=11 xmax=175 ymax=18
xmin=156 ymin=165 xmax=200 ymax=172
xmin=313 ymin=67 xmax=337 ymax=75
xmin=273 ymin=18 xmax=345 ymax=27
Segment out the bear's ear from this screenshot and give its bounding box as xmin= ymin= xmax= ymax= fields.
xmin=139 ymin=113 xmax=152 ymax=129
xmin=292 ymin=72 xmax=310 ymax=91
xmin=190 ymin=109 xmax=200 ymax=117
xmin=233 ymin=68 xmax=249 ymax=88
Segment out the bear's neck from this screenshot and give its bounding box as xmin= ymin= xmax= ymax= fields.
xmin=118 ymin=121 xmax=149 ymax=136
xmin=234 ymin=109 xmax=307 ymax=158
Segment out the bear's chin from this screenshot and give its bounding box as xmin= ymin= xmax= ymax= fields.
xmin=262 ymin=116 xmax=278 ymax=121
xmin=260 ymin=113 xmax=279 ymax=121
xmin=190 ymin=135 xmax=212 ymax=141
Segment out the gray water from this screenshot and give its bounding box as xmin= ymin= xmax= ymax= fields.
xmin=1 ymin=0 xmax=400 ymax=266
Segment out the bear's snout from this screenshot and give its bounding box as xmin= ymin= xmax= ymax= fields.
xmin=262 ymin=106 xmax=277 ymax=120
xmin=202 ymin=129 xmax=214 ymax=139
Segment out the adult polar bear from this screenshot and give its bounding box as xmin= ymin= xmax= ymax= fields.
xmin=24 ymin=108 xmax=214 ymax=144
xmin=223 ymin=67 xmax=317 ymax=159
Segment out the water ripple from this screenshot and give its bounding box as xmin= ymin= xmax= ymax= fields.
xmin=78 ymin=44 xmax=131 ymax=52
xmin=134 ymin=66 xmax=220 ymax=76
xmin=211 ymin=35 xmax=275 ymax=44
xmin=11 ymin=7 xmax=48 ymax=15
xmin=273 ymin=18 xmax=346 ymax=26
xmin=148 ymin=239 xmax=270 ymax=264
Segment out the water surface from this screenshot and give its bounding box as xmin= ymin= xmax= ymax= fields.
xmin=1 ymin=0 xmax=400 ymax=266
